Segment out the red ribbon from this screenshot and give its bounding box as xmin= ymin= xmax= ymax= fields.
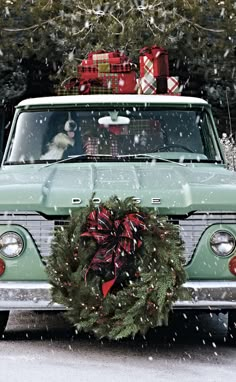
xmin=139 ymin=45 xmax=167 ymax=61
xmin=81 ymin=206 xmax=146 ymax=297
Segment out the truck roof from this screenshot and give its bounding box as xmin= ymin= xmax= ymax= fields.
xmin=17 ymin=94 xmax=208 ymax=108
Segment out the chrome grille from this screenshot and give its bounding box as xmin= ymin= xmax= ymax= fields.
xmin=0 ymin=212 xmax=66 ymax=258
xmin=170 ymin=212 xmax=236 ymax=264
xmin=0 ymin=211 xmax=236 ymax=264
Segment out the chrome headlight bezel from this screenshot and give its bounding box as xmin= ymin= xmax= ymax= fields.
xmin=210 ymin=230 xmax=235 ymax=257
xmin=0 ymin=232 xmax=24 ymax=258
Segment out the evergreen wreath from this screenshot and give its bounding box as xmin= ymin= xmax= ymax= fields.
xmin=46 ymin=196 xmax=188 ymax=340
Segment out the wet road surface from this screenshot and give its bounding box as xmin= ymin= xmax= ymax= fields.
xmin=0 ymin=311 xmax=235 ymax=382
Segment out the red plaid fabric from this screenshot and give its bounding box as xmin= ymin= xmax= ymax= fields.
xmin=84 ymin=137 xmax=99 ymax=155
xmin=84 ymin=137 xmax=118 ymax=156
xmin=110 ymin=139 xmax=118 ymax=156
xmin=78 ymin=65 xmax=98 ymax=73
xmin=78 ymin=62 xmax=111 ymax=73
xmin=139 ymin=56 xmax=156 ymax=94
xmin=110 ymin=63 xmax=134 ymax=73
xmin=139 ymin=46 xmax=169 ymax=77
xmin=89 ymin=86 xmax=113 ymax=94
xmin=81 ymin=206 xmax=146 ymax=297
xmin=98 ymin=72 xmax=119 ymax=92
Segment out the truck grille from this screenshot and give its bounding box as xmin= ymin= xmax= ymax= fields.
xmin=0 ymin=211 xmax=236 ymax=264
xmin=0 ymin=212 xmax=66 ymax=258
xmin=170 ymin=212 xmax=236 ymax=264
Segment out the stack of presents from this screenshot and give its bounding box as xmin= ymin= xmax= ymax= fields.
xmin=56 ymin=46 xmax=180 ymax=96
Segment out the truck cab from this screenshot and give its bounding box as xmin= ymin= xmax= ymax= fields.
xmin=0 ymin=94 xmax=236 ymax=339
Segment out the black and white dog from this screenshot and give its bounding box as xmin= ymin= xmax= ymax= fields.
xmin=40 ymin=112 xmax=81 ymax=160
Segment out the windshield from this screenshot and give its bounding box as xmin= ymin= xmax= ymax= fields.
xmin=5 ymin=106 xmax=221 ymax=164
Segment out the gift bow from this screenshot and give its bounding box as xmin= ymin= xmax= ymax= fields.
xmin=139 ymin=45 xmax=167 ymax=61
xmin=81 ymin=206 xmax=146 ymax=297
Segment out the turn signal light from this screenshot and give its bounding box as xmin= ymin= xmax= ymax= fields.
xmin=229 ymin=256 xmax=236 ymax=276
xmin=0 ymin=258 xmax=6 ymax=276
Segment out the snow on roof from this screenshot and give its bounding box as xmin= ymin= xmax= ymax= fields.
xmin=17 ymin=94 xmax=208 ymax=108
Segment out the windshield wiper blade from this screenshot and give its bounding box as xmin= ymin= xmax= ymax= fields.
xmin=40 ymin=152 xmax=187 ymax=168
xmin=41 ymin=154 xmax=113 ymax=168
xmin=116 ymin=154 xmax=187 ymax=166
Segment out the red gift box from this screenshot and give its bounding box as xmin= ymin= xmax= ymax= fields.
xmin=139 ymin=46 xmax=169 ymax=77
xmin=88 ymin=49 xmax=120 ymax=59
xmin=118 ymin=72 xmax=137 ymax=93
xmin=79 ymin=70 xmax=99 ymax=80
xmin=167 ymin=76 xmax=180 ymax=95
xmin=63 ymin=77 xmax=111 ymax=95
xmin=87 ymin=49 xmax=126 ymax=62
xmin=78 ymin=65 xmax=98 ymax=74
xmin=82 ymin=57 xmax=124 ymax=65
xmin=110 ymin=63 xmax=134 ymax=73
xmin=98 ymin=72 xmax=137 ymax=94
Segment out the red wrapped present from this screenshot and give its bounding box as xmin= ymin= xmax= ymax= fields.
xmin=98 ymin=72 xmax=137 ymax=94
xmin=139 ymin=46 xmax=169 ymax=94
xmin=110 ymin=63 xmax=135 ymax=73
xmin=167 ymin=76 xmax=180 ymax=95
xmin=63 ymin=77 xmax=112 ymax=95
xmin=78 ymin=65 xmax=98 ymax=74
xmin=78 ymin=62 xmax=112 ymax=74
xmin=82 ymin=57 xmax=124 ymax=65
xmin=139 ymin=76 xmax=156 ymax=95
xmin=117 ymin=72 xmax=137 ymax=93
xmin=87 ymin=49 xmax=127 ymax=62
xmin=98 ymin=72 xmax=119 ymax=93
xmin=88 ymin=49 xmax=120 ymax=59
xmin=84 ymin=136 xmax=118 ymax=156
xmin=79 ymin=70 xmax=98 ymax=81
xmin=139 ymin=46 xmax=169 ymax=77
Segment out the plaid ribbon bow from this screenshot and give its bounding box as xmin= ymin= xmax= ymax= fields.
xmin=81 ymin=206 xmax=146 ymax=297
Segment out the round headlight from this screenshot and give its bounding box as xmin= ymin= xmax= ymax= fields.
xmin=0 ymin=232 xmax=24 ymax=258
xmin=210 ymin=231 xmax=235 ymax=257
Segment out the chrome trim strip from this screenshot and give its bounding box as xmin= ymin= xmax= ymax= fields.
xmin=174 ymin=280 xmax=236 ymax=309
xmin=0 ymin=281 xmax=63 ymax=310
xmin=1 ymin=280 xmax=236 ymax=311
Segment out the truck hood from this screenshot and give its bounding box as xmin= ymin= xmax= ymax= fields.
xmin=0 ymin=162 xmax=235 ymax=215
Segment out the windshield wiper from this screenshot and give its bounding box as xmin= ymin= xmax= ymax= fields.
xmin=41 ymin=152 xmax=187 ymax=168
xmin=116 ymin=154 xmax=187 ymax=166
xmin=41 ymin=154 xmax=113 ymax=168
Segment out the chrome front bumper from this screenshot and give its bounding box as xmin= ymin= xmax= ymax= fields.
xmin=0 ymin=281 xmax=236 ymax=311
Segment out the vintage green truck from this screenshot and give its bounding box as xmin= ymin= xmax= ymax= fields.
xmin=0 ymin=94 xmax=236 ymax=339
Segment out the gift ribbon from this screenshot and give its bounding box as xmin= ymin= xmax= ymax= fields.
xmin=139 ymin=45 xmax=166 ymax=61
xmin=140 ymin=56 xmax=156 ymax=94
xmin=81 ymin=206 xmax=146 ymax=297
xmin=64 ymin=78 xmax=105 ymax=94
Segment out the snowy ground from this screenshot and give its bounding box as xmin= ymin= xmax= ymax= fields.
xmin=0 ymin=311 xmax=235 ymax=382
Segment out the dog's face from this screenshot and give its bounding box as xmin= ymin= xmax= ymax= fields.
xmin=63 ymin=119 xmax=77 ymax=139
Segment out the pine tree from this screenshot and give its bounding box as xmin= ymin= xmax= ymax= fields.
xmin=0 ymin=0 xmax=235 ymax=129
